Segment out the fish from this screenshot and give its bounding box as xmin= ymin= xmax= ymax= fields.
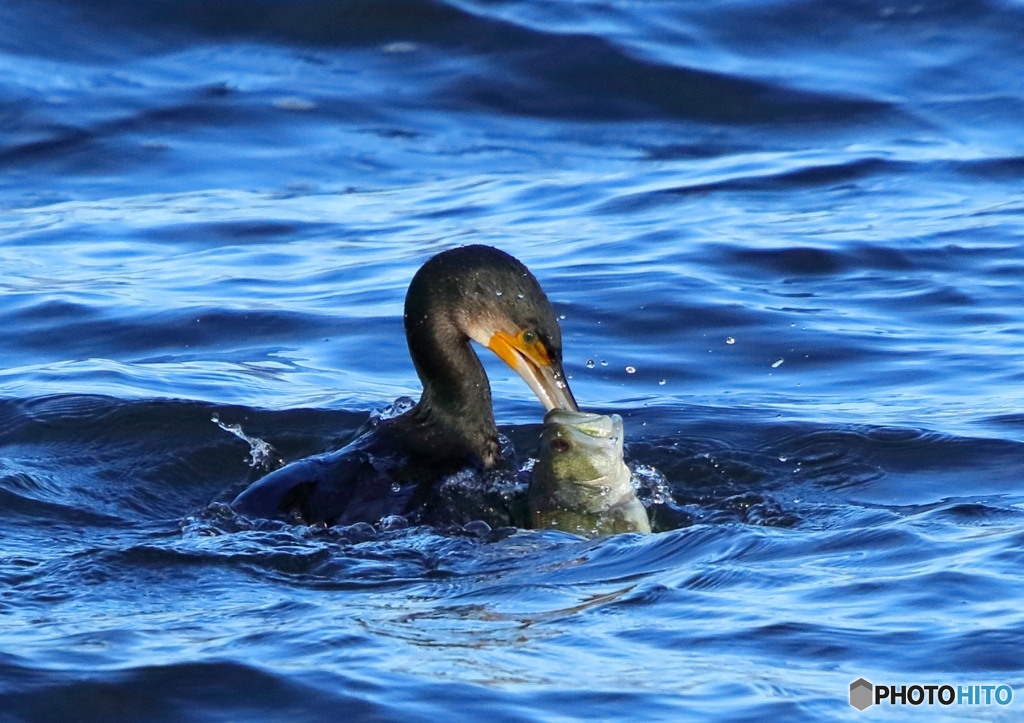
xmin=528 ymin=409 xmax=651 ymax=538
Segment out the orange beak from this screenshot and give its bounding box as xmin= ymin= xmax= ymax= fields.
xmin=487 ymin=331 xmax=579 ymax=412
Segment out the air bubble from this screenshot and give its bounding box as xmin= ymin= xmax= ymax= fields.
xmin=379 ymin=515 xmax=408 ymax=531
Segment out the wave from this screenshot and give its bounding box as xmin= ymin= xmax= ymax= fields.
xmin=8 ymin=0 xmax=898 ymax=127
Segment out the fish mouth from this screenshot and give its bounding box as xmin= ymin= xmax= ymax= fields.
xmin=487 ymin=331 xmax=579 ymax=412
xmin=544 ymin=409 xmax=624 ymax=448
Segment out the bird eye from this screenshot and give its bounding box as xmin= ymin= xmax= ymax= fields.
xmin=521 ymin=330 xmax=538 ymax=345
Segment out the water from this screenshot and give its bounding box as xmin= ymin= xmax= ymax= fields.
xmin=3 ymin=0 xmax=1024 ymax=720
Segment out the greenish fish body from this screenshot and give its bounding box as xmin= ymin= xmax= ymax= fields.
xmin=529 ymin=409 xmax=651 ymax=538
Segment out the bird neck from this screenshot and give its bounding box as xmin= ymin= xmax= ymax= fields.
xmin=409 ymin=331 xmax=501 ymax=468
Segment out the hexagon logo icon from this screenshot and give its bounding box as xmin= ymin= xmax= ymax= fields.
xmin=850 ymin=678 xmax=873 ymax=711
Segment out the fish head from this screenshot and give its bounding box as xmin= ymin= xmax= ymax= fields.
xmin=536 ymin=409 xmax=625 ymax=487
xmin=530 ymin=409 xmax=651 ymax=537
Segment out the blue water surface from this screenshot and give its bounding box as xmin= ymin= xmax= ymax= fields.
xmin=2 ymin=0 xmax=1024 ymax=720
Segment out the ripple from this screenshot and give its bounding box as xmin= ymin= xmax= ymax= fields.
xmin=0 ymin=660 xmax=389 ymax=723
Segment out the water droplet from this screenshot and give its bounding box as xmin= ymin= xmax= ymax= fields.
xmin=586 ymin=359 xmax=595 ymax=369
xmin=382 ymin=41 xmax=417 ymax=53
xmin=609 ymin=436 xmax=619 ymax=444
xmin=390 ymin=482 xmax=401 ymax=493
xmin=495 ymin=290 xmax=502 ymax=297
xmin=559 ymin=314 xmax=566 ymax=320
xmin=779 ymin=455 xmax=788 ymax=462
xmin=725 ymin=336 xmax=735 ymax=345
xmin=625 ymin=366 xmax=636 ymax=374
xmin=658 ymin=379 xmax=666 ymax=386
xmin=273 ymin=97 xmax=317 ymax=111
xmin=600 ymin=360 xmax=608 ymax=367
xmin=517 ymin=293 xmax=524 ymax=299
xmin=772 ymin=358 xmax=785 ymax=368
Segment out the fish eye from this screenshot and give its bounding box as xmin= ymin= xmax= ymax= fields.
xmin=521 ymin=330 xmax=538 ymax=345
xmin=549 ymin=438 xmax=570 ymax=453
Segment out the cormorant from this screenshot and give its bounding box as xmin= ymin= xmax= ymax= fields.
xmin=230 ymin=245 xmax=578 ymax=526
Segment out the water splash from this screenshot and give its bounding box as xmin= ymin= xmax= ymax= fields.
xmin=211 ymin=414 xmax=283 ymax=471
xmin=629 ymin=463 xmax=672 ymax=506
xmin=370 ymin=397 xmax=416 ymax=425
